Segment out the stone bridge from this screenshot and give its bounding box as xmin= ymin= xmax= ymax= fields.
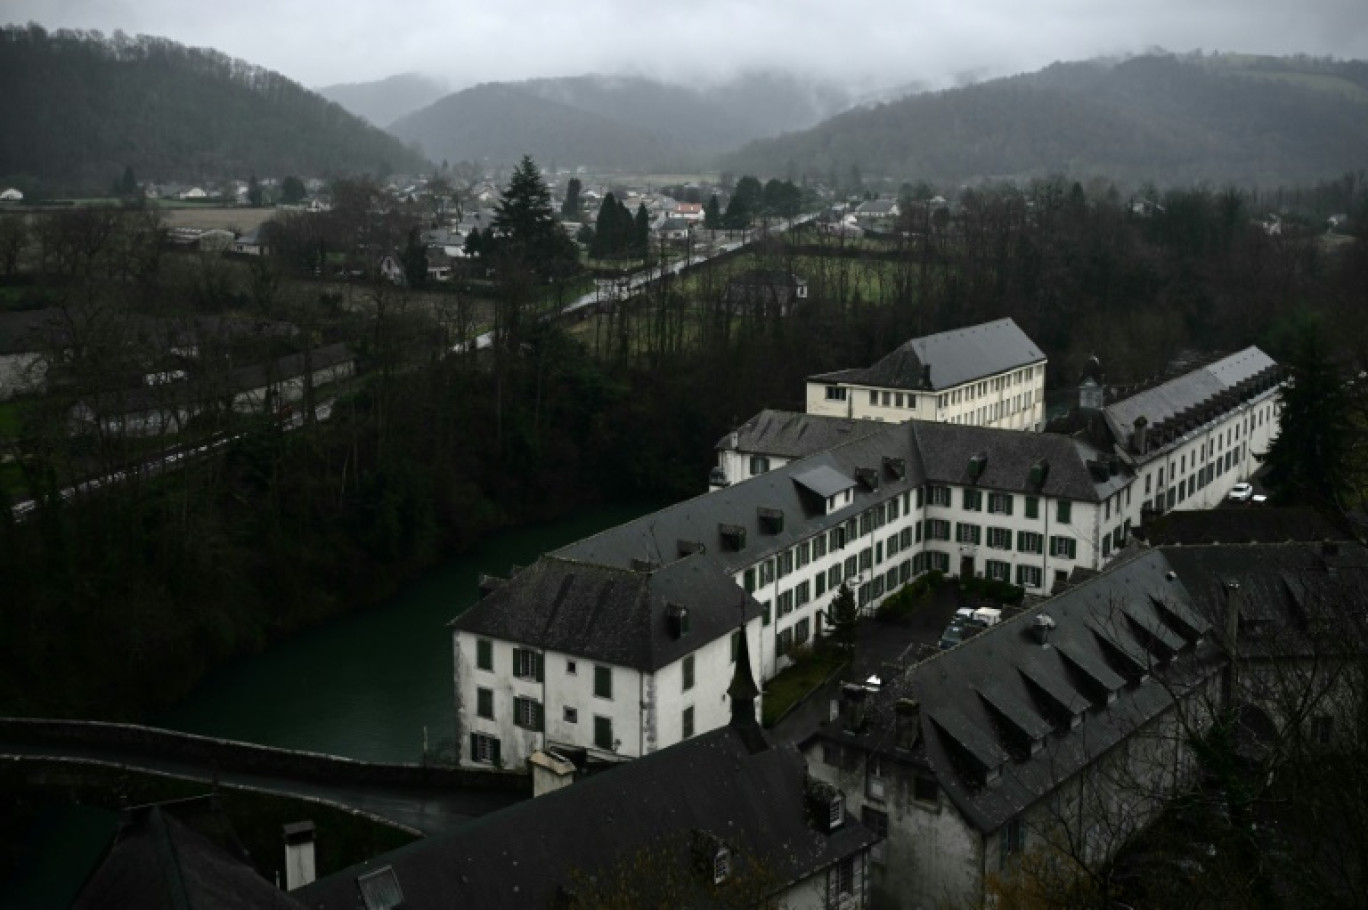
xmin=0 ymin=717 xmax=528 ymax=836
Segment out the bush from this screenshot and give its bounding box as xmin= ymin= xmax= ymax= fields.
xmin=876 ymin=570 xmax=945 ymax=618
xmin=960 ymin=575 xmax=1025 ymax=605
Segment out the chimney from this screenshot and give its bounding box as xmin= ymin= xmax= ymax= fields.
xmin=283 ymin=821 xmax=316 ymax=890
xmin=1032 ymin=613 xmax=1056 ymax=647
xmin=840 ymin=683 xmax=868 ymax=732
xmin=1132 ymin=416 xmax=1149 ymax=455
xmin=895 ymin=698 xmax=922 ymax=751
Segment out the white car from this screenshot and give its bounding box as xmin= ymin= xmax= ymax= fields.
xmin=1228 ymin=482 xmax=1254 ymax=502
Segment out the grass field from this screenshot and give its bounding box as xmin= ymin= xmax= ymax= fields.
xmin=155 ymin=205 xmax=275 ymax=233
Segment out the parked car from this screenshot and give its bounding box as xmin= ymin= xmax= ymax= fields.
xmin=938 ymin=622 xmax=984 ymax=650
xmin=1228 ymin=482 xmax=1254 ymax=502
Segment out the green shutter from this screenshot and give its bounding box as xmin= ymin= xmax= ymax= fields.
xmin=535 ymin=652 xmax=544 ymax=682
xmin=1004 ymin=495 xmax=1013 ymax=516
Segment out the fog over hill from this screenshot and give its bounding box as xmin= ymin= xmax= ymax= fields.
xmin=316 ymin=73 xmax=450 ymax=128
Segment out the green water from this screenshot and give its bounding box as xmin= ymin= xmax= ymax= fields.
xmin=1 ymin=502 xmax=653 ymax=905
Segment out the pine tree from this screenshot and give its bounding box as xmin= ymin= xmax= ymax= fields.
xmin=704 ymin=194 xmax=722 ymax=230
xmin=561 ymin=177 xmax=582 ymax=220
xmin=491 ymin=155 xmax=577 ymax=277
xmin=634 ymin=203 xmax=650 ymax=260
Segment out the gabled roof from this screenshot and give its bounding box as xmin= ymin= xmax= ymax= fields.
xmin=718 ymin=409 xmax=883 ymax=458
xmin=73 ymin=799 xmax=302 ymax=910
xmin=296 ymin=726 xmax=877 ymax=910
xmin=1102 ymin=346 xmax=1278 ymax=446
xmin=809 ymin=318 xmax=1045 ymax=392
xmin=813 ymin=551 xmax=1221 ymax=834
xmin=911 ymin=421 xmax=1117 ymax=502
xmin=453 ymin=555 xmax=758 ymax=671
xmin=1138 ymin=507 xmax=1345 ymax=546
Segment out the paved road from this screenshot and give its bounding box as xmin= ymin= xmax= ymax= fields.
xmin=0 ymin=739 xmax=523 ymax=836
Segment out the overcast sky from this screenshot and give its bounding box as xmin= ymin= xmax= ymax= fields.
xmin=9 ymin=0 xmax=1368 ymax=91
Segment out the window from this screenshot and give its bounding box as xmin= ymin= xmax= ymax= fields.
xmin=1016 ymin=565 xmax=1043 ymax=588
xmin=512 ymin=648 xmax=543 ymax=681
xmin=513 ymin=696 xmax=543 ymax=731
xmin=476 ymin=639 xmax=493 ymax=671
xmin=594 ymin=665 xmax=613 ymax=699
xmin=713 ymin=847 xmax=732 ymax=884
xmin=1025 ymin=496 xmax=1039 ymax=519
xmin=797 ymin=541 xmax=810 ymax=567
xmin=985 ymin=559 xmax=1011 ymax=581
xmin=831 ymin=856 xmax=855 ymax=900
xmin=795 ymin=618 xmax=811 ymax=646
xmin=749 ymin=455 xmax=770 ymax=475
xmin=1000 ymin=818 xmax=1026 ymax=870
xmin=743 ymin=568 xmax=756 ymax=592
xmin=869 ymin=390 xmax=878 ymax=405
xmin=683 ymin=706 xmax=695 ymax=739
xmin=866 ymin=755 xmax=886 ymax=800
xmin=859 ymin=548 xmax=873 ymax=571
xmin=956 ymin=522 xmax=981 ymax=545
xmin=863 ymin=807 xmax=889 ymax=864
xmin=987 ymin=527 xmax=1011 ymax=550
xmin=963 ymin=488 xmax=982 ymax=511
xmin=845 ymin=555 xmax=858 ymax=577
xmin=566 ymin=660 xmax=577 ymax=675
xmin=928 ymin=485 xmax=951 ymax=506
xmin=816 ymin=573 xmax=827 ymax=597
xmin=762 ymin=601 xmax=771 ymax=625
xmin=828 ymin=565 xmax=842 ymax=588
xmin=913 ymin=774 xmax=939 ymax=805
xmin=594 ymin=716 xmax=614 ymax=751
xmin=927 ymin=519 xmax=950 ymax=540
xmin=682 ymin=654 xmax=695 ymax=691
xmin=795 ymin=580 xmax=811 ymax=606
xmin=1057 ymin=500 xmax=1072 ymax=523
xmin=777 ymin=590 xmax=794 ymax=617
xmin=1017 ymin=531 xmax=1043 ymax=554
xmin=563 ymin=706 xmax=578 ymax=723
xmin=777 ymin=627 xmax=794 ymax=656
xmin=825 ymin=385 xmax=846 ymax=401
xmin=476 ymin=687 xmax=494 ymax=719
xmin=469 ymin=732 xmax=500 ymax=765
xmin=1050 ymin=536 xmax=1077 ymax=559
xmin=814 ymin=535 xmax=828 ymax=558
xmin=988 ymin=492 xmax=1013 ymax=515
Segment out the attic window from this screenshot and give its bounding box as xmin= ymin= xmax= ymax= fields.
xmin=829 ymin=797 xmax=845 ymax=829
xmin=1029 ymin=459 xmax=1050 ymax=489
xmin=758 ymin=507 xmax=785 ymax=534
xmin=856 ymin=467 xmax=880 ymax=491
xmin=677 ymin=539 xmax=705 ymax=557
xmin=719 ymin=524 xmax=747 ymax=552
xmin=631 ymin=557 xmax=660 ymax=572
xmin=357 ymin=867 xmax=404 ymax=910
xmin=882 ymin=456 xmax=907 ymax=479
xmin=667 ymin=603 xmax=690 ymax=638
xmin=968 ymin=452 xmax=988 ymax=480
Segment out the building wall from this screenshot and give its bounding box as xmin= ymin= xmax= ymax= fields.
xmin=454 ymin=620 xmax=764 ymax=770
xmin=805 ymin=363 xmax=1046 ymax=432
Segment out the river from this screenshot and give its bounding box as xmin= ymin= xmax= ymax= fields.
xmin=1 ymin=501 xmax=654 ymax=907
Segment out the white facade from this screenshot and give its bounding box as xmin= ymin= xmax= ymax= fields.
xmin=806 ymin=362 xmax=1045 ymax=431
xmin=455 ymin=619 xmax=765 ymax=770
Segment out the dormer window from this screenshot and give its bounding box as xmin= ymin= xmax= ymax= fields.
xmin=829 ymin=797 xmax=845 ymax=829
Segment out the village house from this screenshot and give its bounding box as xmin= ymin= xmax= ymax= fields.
xmin=805 ymin=319 xmax=1048 ymax=434
xmin=803 ymin=550 xmax=1224 ymax=909
xmin=0 ymin=307 xmax=59 ymax=399
xmin=723 ymin=269 xmax=809 ymax=317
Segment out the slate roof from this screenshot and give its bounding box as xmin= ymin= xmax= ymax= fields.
xmin=911 ymin=420 xmax=1119 ymax=502
xmin=718 ymin=409 xmax=883 ymax=458
xmin=1160 ymin=542 xmax=1368 ymax=662
xmin=73 ymin=799 xmax=302 ymax=910
xmin=1138 ymin=507 xmax=1346 ymax=546
xmin=812 ymin=550 xmax=1221 ymax=834
xmin=1103 ymin=346 xmax=1278 ymax=443
xmin=453 ymin=555 xmax=759 ymax=671
xmin=809 ymin=318 xmax=1045 ymax=392
xmin=296 ymin=725 xmax=877 ymax=910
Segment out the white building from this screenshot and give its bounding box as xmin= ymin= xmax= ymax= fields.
xmin=805 ymin=318 xmax=1048 ymax=432
xmin=454 ymin=415 xmax=1143 ymax=772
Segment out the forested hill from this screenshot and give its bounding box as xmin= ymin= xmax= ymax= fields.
xmin=720 ymin=53 xmax=1368 ymax=187
xmin=316 ymin=72 xmax=449 ymax=128
xmin=389 ymin=72 xmax=852 ymax=172
xmin=0 ymin=25 xmax=429 ymax=194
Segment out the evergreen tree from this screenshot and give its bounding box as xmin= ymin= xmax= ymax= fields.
xmin=591 ymin=192 xmax=618 ymax=259
xmin=828 ymin=584 xmax=858 ymax=656
xmin=281 ymin=175 xmax=307 ymax=204
xmin=704 ymin=194 xmax=722 ymax=230
xmin=401 ymin=227 xmax=428 ymax=287
xmin=116 ymin=165 xmax=138 ymax=197
xmin=1262 ymin=321 xmax=1357 ymax=515
xmin=561 ymin=177 xmax=582 ymax=220
xmin=247 ymin=174 xmax=263 ymax=207
xmin=491 ymin=155 xmax=578 ymax=277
